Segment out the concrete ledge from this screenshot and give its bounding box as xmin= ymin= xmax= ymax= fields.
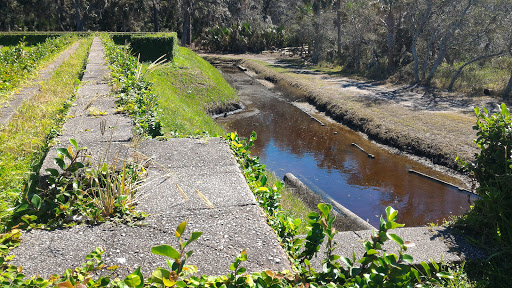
xmin=283 ymin=173 xmax=374 ymax=231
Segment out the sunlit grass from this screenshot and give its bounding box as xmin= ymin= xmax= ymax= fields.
xmin=145 ymin=46 xmax=238 ymax=136
xmin=0 ymin=37 xmax=92 ymax=231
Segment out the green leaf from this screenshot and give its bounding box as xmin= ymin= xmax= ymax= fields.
xmin=152 ymin=267 xmax=170 ymax=282
xmin=388 ymin=233 xmax=404 ymax=246
xmin=54 ymin=158 xmax=66 ymax=170
xmin=184 ymin=231 xmax=202 ymax=248
xmin=402 ymin=254 xmax=413 ymax=263
xmin=501 ymin=103 xmax=509 ymax=117
xmin=341 ymin=257 xmax=353 ymax=267
xmin=366 ymin=249 xmax=378 ymax=255
xmin=56 ymin=148 xmax=72 ymax=160
xmin=185 ymin=250 xmax=194 ymax=260
xmin=31 ymin=194 xmax=42 ymax=210
xmin=431 ymin=259 xmax=439 ymax=272
xmin=70 ymin=139 xmax=79 ymax=150
xmin=436 ymin=271 xmax=454 ymax=279
xmin=124 ymin=267 xmax=143 ymax=288
xmin=175 ymin=221 xmax=187 ymax=238
xmin=261 ymin=175 xmax=267 ymax=186
xmin=152 ymin=245 xmax=180 ymax=259
xmin=46 ymin=168 xmax=60 ymax=177
xmin=386 ymin=206 xmax=398 ymax=222
xmin=420 ymin=262 xmax=431 ymax=276
xmin=237 ymin=267 xmax=246 ymax=275
xmin=318 ymin=203 xmax=331 ymax=216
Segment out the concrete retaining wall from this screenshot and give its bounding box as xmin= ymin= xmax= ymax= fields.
xmin=283 ymin=173 xmax=374 ymax=231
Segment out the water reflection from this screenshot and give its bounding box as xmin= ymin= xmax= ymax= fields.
xmin=216 ymin=66 xmax=476 ymax=227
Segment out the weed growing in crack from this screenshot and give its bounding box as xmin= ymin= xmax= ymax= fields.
xmin=12 ymin=139 xmax=146 ymax=229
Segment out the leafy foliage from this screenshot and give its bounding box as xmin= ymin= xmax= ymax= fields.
xmin=459 ymin=103 xmax=512 ymax=248
xmin=202 ymin=22 xmax=286 ymax=53
xmin=102 ymin=35 xmax=163 ymax=138
xmin=12 ymin=139 xmax=146 ymax=229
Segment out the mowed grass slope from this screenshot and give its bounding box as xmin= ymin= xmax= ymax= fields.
xmin=145 ymin=46 xmax=239 ymax=136
xmin=0 ymin=37 xmax=92 ymax=230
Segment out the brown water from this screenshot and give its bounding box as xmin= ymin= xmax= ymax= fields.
xmin=215 ymin=64 xmax=476 ymax=227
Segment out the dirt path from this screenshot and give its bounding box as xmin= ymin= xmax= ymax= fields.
xmin=201 ymin=52 xmax=503 ymax=114
xmin=0 ymin=41 xmax=81 ymax=126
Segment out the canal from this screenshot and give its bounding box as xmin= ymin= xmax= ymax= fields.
xmin=214 ymin=62 xmax=476 ymax=227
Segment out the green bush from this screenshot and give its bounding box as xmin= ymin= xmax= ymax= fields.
xmin=102 ymin=35 xmax=163 ymax=137
xmin=109 ymin=33 xmax=178 ymax=62
xmin=459 ymin=103 xmax=512 ymax=248
xmin=0 ymin=33 xmax=58 ymax=46
xmin=129 ymin=33 xmax=178 ymax=62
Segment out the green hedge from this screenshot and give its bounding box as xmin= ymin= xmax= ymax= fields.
xmin=0 ymin=32 xmax=90 ymax=46
xmin=0 ymin=33 xmax=59 ymax=46
xmin=110 ymin=32 xmax=178 ymax=62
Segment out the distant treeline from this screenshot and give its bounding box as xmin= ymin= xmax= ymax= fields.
xmin=2 ymin=0 xmax=511 ymax=95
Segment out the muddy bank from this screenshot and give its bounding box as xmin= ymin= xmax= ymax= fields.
xmin=206 ymin=56 xmax=480 ymax=171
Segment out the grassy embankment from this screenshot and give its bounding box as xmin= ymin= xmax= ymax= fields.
xmin=0 ymin=37 xmax=93 ymax=231
xmin=145 ymin=47 xmax=312 ymax=229
xmin=236 ymin=58 xmax=478 ymax=170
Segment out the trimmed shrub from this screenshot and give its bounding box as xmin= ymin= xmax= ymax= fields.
xmin=129 ymin=33 xmax=178 ymax=62
xmin=0 ymin=33 xmax=59 ymax=46
xmin=109 ymin=32 xmax=178 ymax=62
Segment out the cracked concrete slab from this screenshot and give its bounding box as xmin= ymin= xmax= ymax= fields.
xmin=59 ymin=114 xmax=133 ymax=143
xmin=138 ymin=138 xmax=238 ymax=170
xmin=309 ymin=226 xmax=485 ymax=270
xmin=12 ymin=205 xmax=290 ymax=278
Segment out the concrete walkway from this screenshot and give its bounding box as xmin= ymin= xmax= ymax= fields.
xmin=11 ymin=37 xmax=291 ymax=278
xmin=0 ymin=41 xmax=80 ymax=126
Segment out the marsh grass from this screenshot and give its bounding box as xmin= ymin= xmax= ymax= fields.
xmin=145 ymin=46 xmax=238 ymax=136
xmin=0 ymin=37 xmax=92 ymax=231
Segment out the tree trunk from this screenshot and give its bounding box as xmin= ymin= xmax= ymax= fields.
xmin=311 ymin=1 xmax=322 ymax=64
xmin=385 ymin=8 xmax=396 ymax=71
xmin=412 ymin=36 xmax=420 ymax=83
xmin=336 ymin=0 xmax=342 ymax=59
xmin=181 ymin=0 xmax=191 ymax=46
xmin=505 ymin=69 xmax=512 ymax=98
xmin=425 ymin=37 xmax=448 ymax=84
xmin=422 ymin=33 xmax=435 ymax=81
xmin=425 ymin=0 xmax=473 ymax=85
xmin=448 ymin=52 xmax=503 ymax=91
xmin=153 ymin=0 xmax=159 ymax=32
xmin=73 ymin=0 xmax=83 ymax=31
